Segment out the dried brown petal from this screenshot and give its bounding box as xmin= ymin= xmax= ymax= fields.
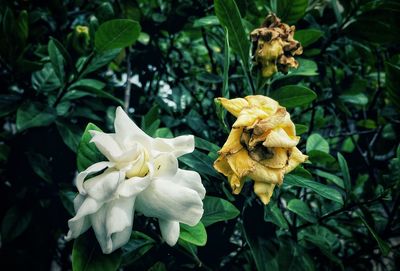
xmin=251 ymin=13 xmax=303 ymax=77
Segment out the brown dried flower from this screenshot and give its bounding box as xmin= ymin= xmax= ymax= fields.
xmin=250 ymin=13 xmax=303 ymax=78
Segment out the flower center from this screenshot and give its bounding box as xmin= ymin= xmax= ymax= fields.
xmin=123 ymin=145 xmax=150 ymax=179
xmin=240 ymin=129 xmax=274 ymax=162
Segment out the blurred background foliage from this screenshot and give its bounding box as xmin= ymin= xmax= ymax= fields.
xmin=0 ymin=0 xmax=400 ymax=270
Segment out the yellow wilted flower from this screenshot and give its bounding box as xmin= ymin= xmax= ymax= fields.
xmin=214 ymin=95 xmax=307 ymax=205
xmin=251 ymin=14 xmax=303 ymax=78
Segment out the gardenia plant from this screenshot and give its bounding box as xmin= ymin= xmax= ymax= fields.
xmin=65 ymin=107 xmax=205 ymax=254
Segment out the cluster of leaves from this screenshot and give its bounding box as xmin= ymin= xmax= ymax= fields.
xmin=0 ymin=0 xmax=399 ymax=270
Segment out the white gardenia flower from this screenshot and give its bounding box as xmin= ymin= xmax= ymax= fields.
xmin=65 ymin=107 xmax=205 ymax=254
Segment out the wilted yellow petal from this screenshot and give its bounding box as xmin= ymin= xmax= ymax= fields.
xmin=227 ymin=149 xmax=256 ymax=178
xmin=253 ymin=182 xmax=276 ymax=205
xmin=229 ymin=174 xmax=246 ymax=194
xmin=263 ymin=128 xmax=299 ymax=148
xmin=213 ymin=156 xmax=233 ymax=177
xmin=233 ymin=107 xmax=269 ymax=128
xmin=245 ymin=95 xmax=279 ymax=115
xmin=259 ymin=147 xmax=288 ymax=169
xmin=248 ymin=161 xmax=284 ymax=184
xmin=219 ymin=127 xmax=244 ymax=154
xmin=218 ymin=97 xmax=249 ymax=117
xmin=280 ymin=113 xmax=296 ymax=137
xmin=285 ymin=147 xmax=308 ymax=173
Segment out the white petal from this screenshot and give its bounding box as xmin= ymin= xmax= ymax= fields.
xmin=159 ymin=219 xmax=180 ymax=246
xmin=75 ymin=161 xmax=114 ymax=195
xmin=90 ymin=197 xmax=135 ymax=254
xmin=135 ymin=178 xmax=203 ymax=226
xmin=84 ymin=170 xmax=123 ymax=202
xmin=152 ymin=135 xmax=195 ymax=158
xmin=117 ymin=175 xmax=151 ymax=197
xmin=114 ymin=107 xmax=151 ymax=148
xmin=174 ymin=169 xmax=206 ymax=199
xmin=66 ymin=196 xmax=103 ymax=240
xmin=90 ymin=131 xmax=123 ymax=161
xmin=153 ymin=153 xmax=178 ymax=177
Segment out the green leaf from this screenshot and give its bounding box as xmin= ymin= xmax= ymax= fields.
xmin=274 ymin=0 xmax=309 ymax=24
xmin=76 ymin=123 xmax=106 ymax=172
xmin=196 ymin=72 xmax=222 ymax=83
xmin=284 ymin=174 xmax=344 ymax=204
xmin=264 ymin=202 xmax=289 ymax=229
xmin=95 ymin=19 xmax=141 ymax=52
xmin=121 ymin=231 xmax=155 ymax=266
xmin=69 ymin=79 xmax=123 ymax=106
xmin=193 ymin=16 xmax=220 ymax=27
xmin=344 ymin=2 xmax=400 ymax=44
xmin=337 ymin=152 xmax=351 ymax=193
xmin=307 ymin=133 xmax=330 ymax=153
xmin=1 ymin=205 xmax=32 ymax=243
xmin=48 ymin=39 xmax=66 ymax=83
xmin=56 ymin=121 xmax=83 ymax=152
xmin=314 ymin=169 xmax=344 ymax=189
xmin=72 ymin=233 xmax=122 ymax=271
xmin=195 ymin=137 xmax=220 ymax=153
xmin=287 ymin=199 xmax=317 ymax=223
xmin=16 ymin=102 xmax=56 ymax=132
xmin=356 ymin=210 xmax=390 ymax=256
xmin=153 ymin=127 xmax=173 ymax=138
xmin=26 ymin=152 xmax=52 ymax=183
xmin=179 ymin=222 xmax=207 ymax=246
xmin=201 ymin=196 xmax=239 ymax=227
xmin=295 ymin=124 xmax=308 ymax=135
xmin=81 ymin=49 xmax=121 ymax=76
xmin=0 ymin=94 xmax=21 ymax=117
xmin=59 ymin=190 xmax=76 ymax=216
xmin=179 ymin=150 xmax=222 ymax=179
xmin=385 ymin=60 xmax=400 ymax=109
xmin=214 ymin=0 xmax=252 ymax=92
xmin=271 ymin=85 xmax=317 ymax=108
xmin=16 ymin=10 xmax=28 ymax=44
xmin=31 ymin=63 xmax=61 ymax=92
xmin=273 ymin=59 xmax=318 ymax=82
xmin=294 ymin=29 xmax=324 ymax=47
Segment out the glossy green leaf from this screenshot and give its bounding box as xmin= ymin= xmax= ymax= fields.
xmin=214 ymin=0 xmax=251 ymax=90
xmin=273 ymin=0 xmax=309 ymax=24
xmin=1 ymin=205 xmax=32 ymax=243
xmin=179 ymin=150 xmax=222 ymax=179
xmin=72 ymin=234 xmax=122 ymax=271
xmin=179 ymin=222 xmax=207 ymax=246
xmin=193 ymin=16 xmax=219 ymax=27
xmin=56 ymin=121 xmax=83 ymax=152
xmin=307 ymin=133 xmax=330 ymax=153
xmin=122 ymin=231 xmax=155 ymax=265
xmin=284 ymin=174 xmax=344 ymax=204
xmin=76 ymin=123 xmax=106 ymax=172
xmin=95 ymin=19 xmax=141 ymax=52
xmin=264 ymin=203 xmax=289 ymax=229
xmin=31 ymin=63 xmax=61 ymax=92
xmin=294 ymin=29 xmax=324 ymax=47
xmin=314 ymin=169 xmax=344 ymax=189
xmin=271 ymin=85 xmax=317 ymax=108
xmin=81 ymin=49 xmax=121 ymax=76
xmin=295 ymin=124 xmax=308 ymax=135
xmin=357 ymin=210 xmax=390 ymax=256
xmin=16 ymin=102 xmax=56 ymax=132
xmin=337 ymin=152 xmax=351 ymax=193
xmin=48 ymin=39 xmax=65 ymax=83
xmin=287 ymin=199 xmax=317 ymax=223
xmin=201 ymin=196 xmax=239 ymax=227
xmin=26 ymin=152 xmax=52 ymax=183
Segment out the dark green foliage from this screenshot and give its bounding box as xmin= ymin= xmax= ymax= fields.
xmin=0 ymin=0 xmax=399 ymax=270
